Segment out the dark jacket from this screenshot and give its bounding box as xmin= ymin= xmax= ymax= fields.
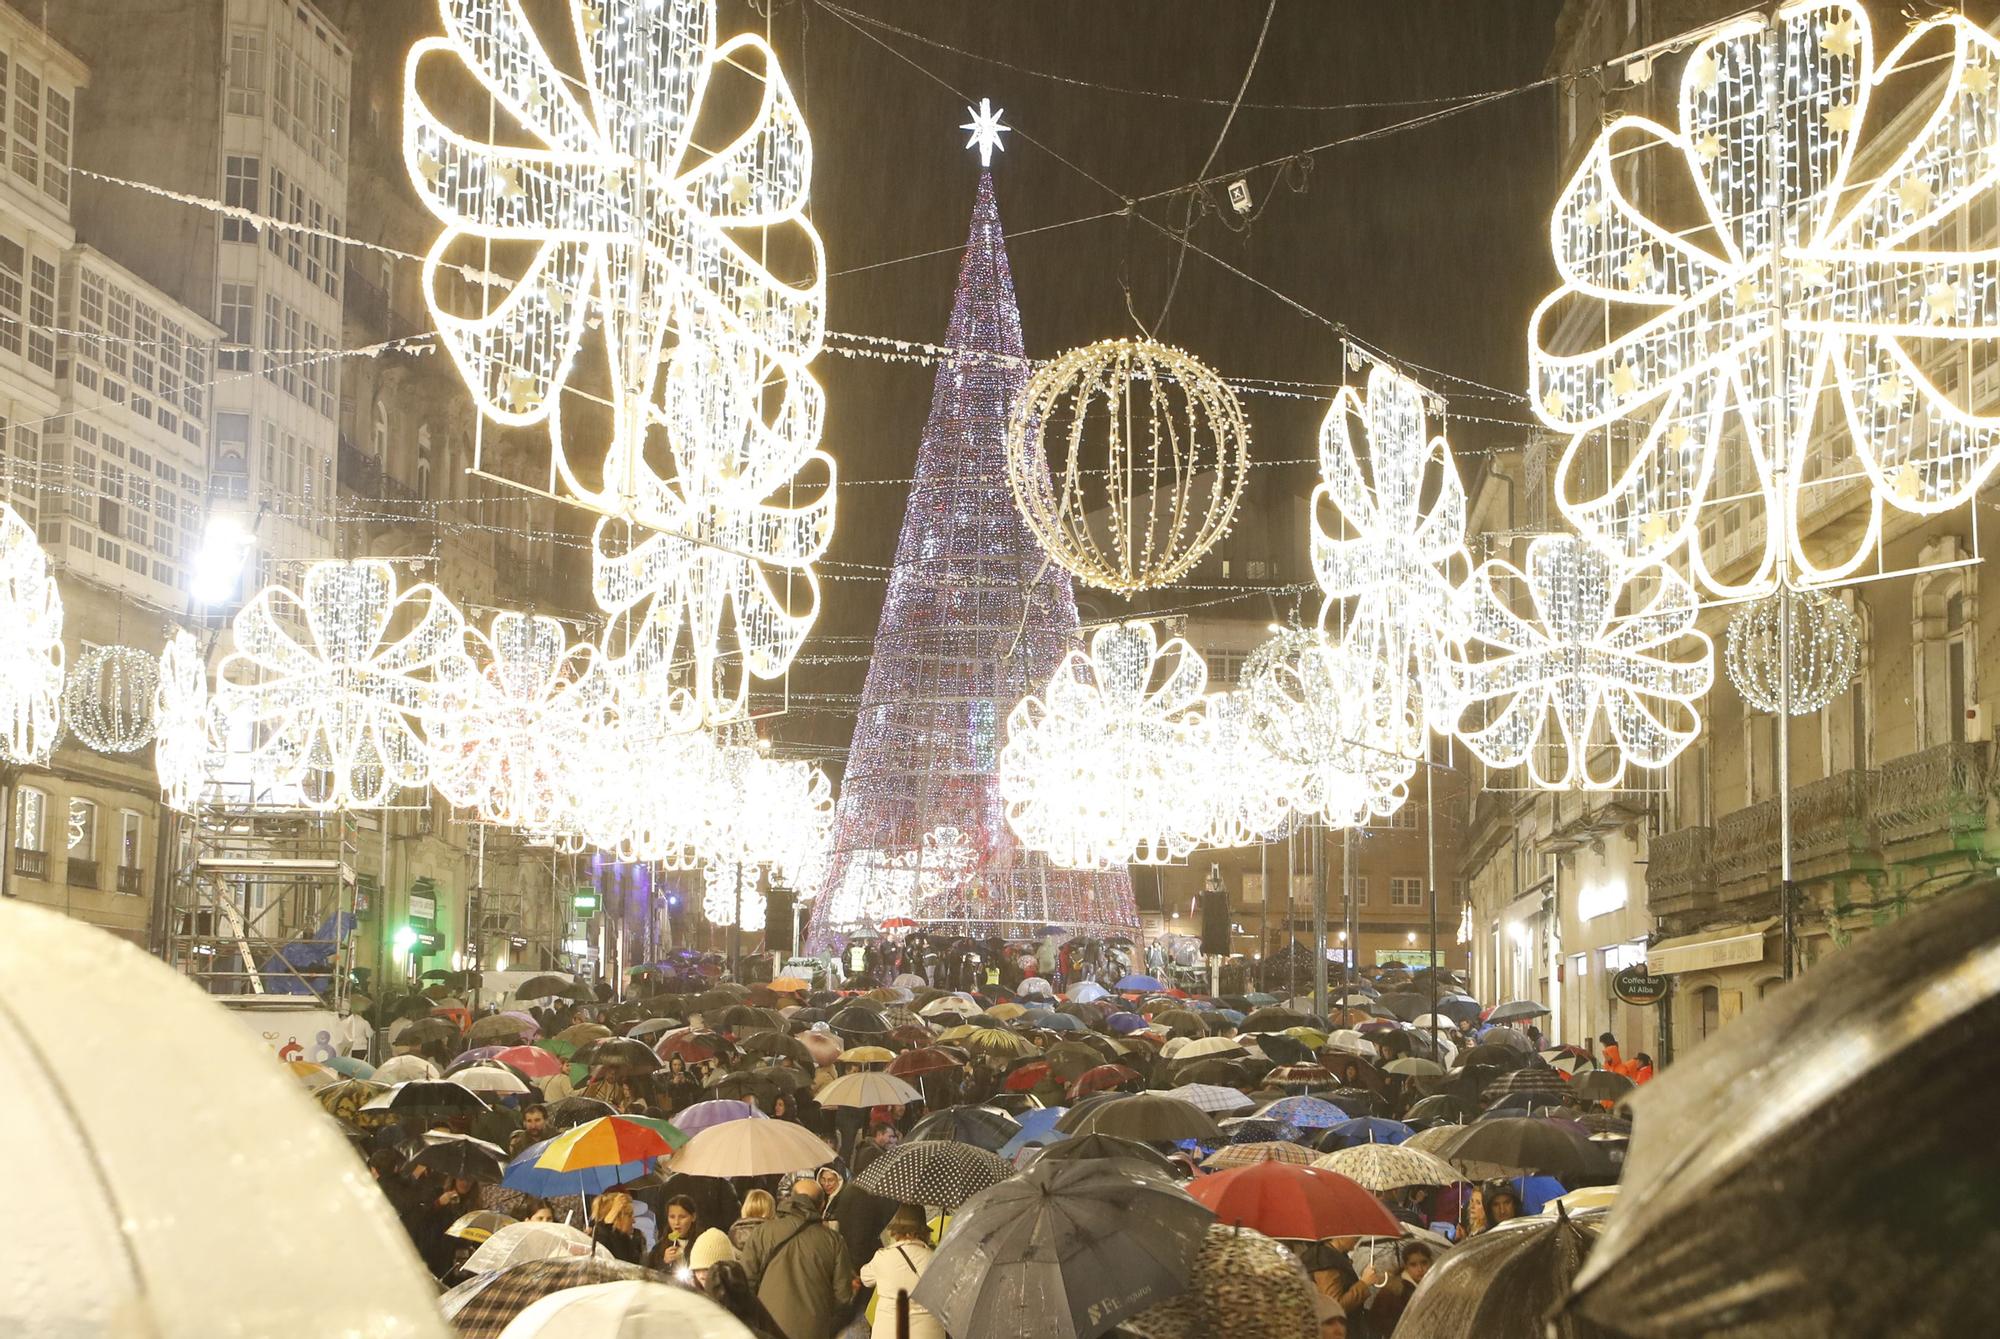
xmin=739 ymin=1199 xmax=858 ymax=1339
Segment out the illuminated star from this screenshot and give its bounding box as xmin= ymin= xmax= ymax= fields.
xmin=417 ymin=152 xmax=443 ymax=186
xmin=1821 ymin=16 xmax=1860 ymax=57
xmin=961 ymin=97 xmax=1010 ymax=168
xmin=1666 ymin=424 xmax=1693 ymax=452
xmin=726 ymin=172 xmax=753 ymax=206
xmin=506 ymin=371 xmax=537 ymax=413
xmin=1582 ymin=201 xmax=1605 ymax=227
xmin=1622 ymin=250 xmax=1654 ymax=287
xmin=1892 ymin=464 xmax=1922 ymax=500
xmin=1611 ymin=361 xmax=1640 ymax=398
xmin=1695 ymin=133 xmax=1724 ymax=163
xmin=1899 ymin=175 xmax=1935 ymax=215
xmin=580 ymin=3 xmax=604 ymax=39
xmin=1797 ymin=258 xmax=1831 ymax=288
xmin=1871 ymin=374 xmax=1908 ymax=409
xmin=1733 ymin=278 xmax=1761 ymax=309
xmin=1968 ymin=65 xmax=1996 ymax=96
xmin=1542 ymin=388 xmax=1568 ymax=418
xmin=491 ymin=162 xmax=523 ymax=199
xmin=1688 ymin=54 xmax=1720 ymax=92
xmin=1926 ymin=281 xmax=1959 ymax=320
xmin=1824 ymin=103 xmax=1857 ymax=134
xmin=1640 ymin=514 xmax=1672 ymax=546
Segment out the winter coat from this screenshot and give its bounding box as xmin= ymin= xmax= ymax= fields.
xmin=739 ymin=1201 xmax=857 ymax=1339
xmin=859 ymin=1241 xmax=945 ymax=1339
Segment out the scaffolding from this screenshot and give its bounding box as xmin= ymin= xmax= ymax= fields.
xmin=163 ymin=785 xmax=359 ymax=1010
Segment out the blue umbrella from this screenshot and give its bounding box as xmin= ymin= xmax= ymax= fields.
xmin=1319 ymin=1117 xmax=1415 ymax=1149
xmin=1257 ymin=1096 xmax=1349 ymax=1129
xmin=672 ymin=1099 xmax=766 ymax=1132
xmin=1509 ymin=1174 xmax=1567 ymax=1215
xmin=1216 ymin=1116 xmax=1302 ymax=1145
xmin=1105 ymin=1012 xmax=1147 ymax=1035
xmin=499 ymin=1138 xmax=651 ymax=1197
xmin=1115 ymin=974 xmax=1165 ymax=992
xmin=999 ymin=1106 xmax=1071 ymax=1158
xmin=1036 ymin=1012 xmax=1086 ymax=1031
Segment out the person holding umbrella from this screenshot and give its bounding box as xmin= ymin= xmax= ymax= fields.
xmin=858 ymin=1207 xmax=944 ymax=1339
xmin=588 ymin=1190 xmax=645 ymax=1264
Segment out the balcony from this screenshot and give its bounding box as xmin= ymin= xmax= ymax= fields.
xmin=344 ymin=260 xmax=391 ymax=337
xmin=117 ymin=865 xmax=146 ymax=896
xmin=1791 ymin=768 xmax=1877 ymax=872
xmin=337 ymin=436 xmax=416 ymax=502
xmin=1876 ymin=742 xmax=1990 ymax=860
xmin=1712 ymin=800 xmax=1778 ymax=896
xmin=12 ymin=847 xmax=46 ymax=879
xmin=66 ymin=857 xmax=100 ymax=889
xmin=1645 ymin=826 xmax=1712 ymax=917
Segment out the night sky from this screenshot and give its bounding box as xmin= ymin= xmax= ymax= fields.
xmin=741 ymin=0 xmax=1567 ymax=760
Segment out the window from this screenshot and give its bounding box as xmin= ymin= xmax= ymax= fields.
xmin=1695 ymin=984 xmax=1721 ymax=1041
xmin=1569 ymin=951 xmax=1588 ymax=980
xmin=131 ymin=302 xmax=158 ymax=397
xmin=1948 ymin=591 xmax=1970 ymax=744
xmin=325 ymin=214 xmax=342 ymax=298
xmin=104 ymin=287 xmax=131 ymax=380
xmin=215 ymin=411 xmax=250 ymax=477
xmin=66 ymin=797 xmax=97 ymax=886
xmin=272 ymin=41 xmax=293 ymax=134
xmin=26 ymin=256 xmax=51 ymax=371
xmin=306 ymin=200 xmax=322 ymax=285
xmin=1390 ymin=876 xmax=1425 ymax=908
xmin=287 ymin=183 xmax=304 ymax=271
xmin=15 ymin=784 xmax=44 ymax=850
xmin=0 ymin=238 xmax=21 ymax=357
xmin=222 ymin=156 xmax=260 ymax=243
xmin=1744 ymin=710 xmax=1779 ymax=803
xmin=1821 ymin=594 xmax=1872 ymax=774
xmin=119 ymin=809 xmax=144 ymax=875
xmin=219 ymin=283 xmax=253 ymax=370
xmin=263 ymin=294 xmax=281 ymax=382
xmin=266 ymin=167 xmax=287 ymax=258
xmin=1915 ymin=552 xmax=1975 ymax=749
xmin=12 ymin=66 xmax=38 ymax=187
xmin=227 ymin=30 xmax=264 ymax=116
xmin=41 ymin=88 xmax=67 ymax=205
xmin=1347 ymin=876 xmax=1369 ymax=907
xmin=282 ymin=307 xmax=299 ymax=394
xmin=371 ymin=400 xmax=389 ymax=457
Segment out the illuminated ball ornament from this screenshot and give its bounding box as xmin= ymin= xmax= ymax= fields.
xmin=1008 ymin=338 xmax=1250 ymax=593
xmin=1724 ymin=586 xmax=1862 ymax=716
xmin=1530 ymin=1 xmax=2000 ymax=596
xmin=0 ymin=502 xmax=63 ymax=764
xmin=62 ymin=645 xmax=160 ymax=754
xmin=153 ymin=630 xmax=216 ymax=813
xmin=1448 ymin=535 xmax=1714 ymax=790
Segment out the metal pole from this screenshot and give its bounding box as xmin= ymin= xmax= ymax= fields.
xmin=1313 ymin=820 xmax=1329 ymax=1019
xmin=1764 ymin=11 xmax=1797 ymax=985
xmin=1285 ymin=824 xmax=1297 ymax=1003
xmin=1258 ymin=840 xmax=1268 ymax=985
xmin=731 ymin=865 xmax=742 ymax=982
xmin=1342 ymin=826 xmax=1356 ymax=997
xmin=1426 ymin=759 xmax=1439 ymax=1058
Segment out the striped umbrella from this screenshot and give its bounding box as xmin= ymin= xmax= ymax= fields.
xmin=1481 ymin=1066 xmax=1570 ymax=1106
xmin=855 ymin=1139 xmax=1015 ymax=1209
xmin=535 ymin=1115 xmax=680 ymax=1174
xmin=1311 ymin=1142 xmax=1467 ymax=1192
xmin=1200 ymin=1141 xmax=1315 ymax=1171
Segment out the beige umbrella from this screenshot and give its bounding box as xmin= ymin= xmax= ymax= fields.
xmin=1313 ymin=1142 xmax=1468 ymax=1191
xmin=815 ymin=1070 xmax=923 ymax=1108
xmin=671 ymin=1118 xmax=838 ymax=1177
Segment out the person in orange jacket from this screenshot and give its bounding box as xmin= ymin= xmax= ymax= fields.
xmin=1598 ymin=1033 xmax=1630 ymax=1076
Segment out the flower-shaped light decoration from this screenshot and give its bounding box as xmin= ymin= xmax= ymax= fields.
xmin=747 ymin=756 xmax=836 ymax=888
xmin=916 ymin=824 xmax=980 ymax=903
xmin=0 ymin=502 xmax=62 ymax=764
xmin=829 ymin=849 xmax=922 ymax=926
xmin=1532 ymin=1 xmax=2000 ymax=596
xmin=153 ymin=630 xmax=217 ymax=812
xmin=406 ymin=0 xmax=832 ymax=721
xmin=1311 ymin=363 xmax=1468 ymax=734
xmin=702 ymin=860 xmax=765 ymax=929
xmin=1248 ymin=628 xmax=1418 ymax=828
xmin=1191 ymin=690 xmax=1297 ymax=848
xmin=1000 ymin=622 xmax=1209 ymax=869
xmin=1449 ymin=535 xmax=1715 ymax=790
xmin=215 ymin=562 xmax=475 ymax=810
xmin=428 ymin=612 xmax=604 ymax=831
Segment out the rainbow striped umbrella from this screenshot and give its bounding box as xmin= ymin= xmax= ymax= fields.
xmin=534 ymin=1115 xmax=683 ymax=1175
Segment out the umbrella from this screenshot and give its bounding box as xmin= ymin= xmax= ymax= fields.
xmin=326 ymin=1055 xmax=376 ymax=1079
xmin=546 ymin=1096 xmax=617 ymax=1130
xmin=888 ymin=1047 xmax=962 ymax=1079
xmin=671 ymin=1099 xmax=765 ymax=1133
xmin=1004 ymin=1061 xmax=1053 ymax=1093
xmin=1256 ymin=1096 xmax=1348 ymax=1129
xmin=704 ymin=1069 xmax=795 ymax=1106
xmin=445 ymin=1209 xmax=516 ymax=1243
xmin=1571 ymin=1070 xmax=1635 ymax=1103
xmin=1551 ymin=1184 xmax=1621 ymax=1214
xmin=404 ymin=1131 xmax=509 ymax=1183
xmin=1199 ymin=1141 xmax=1315 ymax=1170
xmin=1437 ymin=1117 xmax=1593 ymax=1177
xmin=653 ymin=1030 xmax=729 ymax=1064
xmin=501 ymin=1137 xmax=652 ymax=1199
xmin=462 ymin=1222 xmax=604 ymax=1274
xmin=1566 ymin=887 xmax=2000 ymax=1339
xmin=1067 ymin=1064 xmax=1140 ymax=1100
xmin=373 ymin=1054 xmax=442 ymax=1084
xmin=736 ymin=1031 xmax=812 ymax=1068
xmin=362 ymin=1079 xmax=490 ymax=1118
xmin=907 ymin=1105 xmax=1023 ymax=1152
xmin=1399 ymin=1211 xmax=1604 ymax=1339
xmin=1067 ymin=981 xmax=1111 ymax=1003
xmin=855 ymin=1139 xmax=1015 ymax=1209
xmin=1120 ymin=1223 xmax=1320 ymax=1339
xmin=577 ymin=1038 xmax=661 ymax=1075
xmin=511 ymin=975 xmax=582 ymax=1001
xmin=1404 ymin=1094 xmax=1472 ymax=1124
xmin=1029 ymin=1133 xmax=1180 ymax=1177
xmin=1040 ymin=1041 xmax=1109 ymax=1083
xmin=1114 ymin=974 xmax=1166 ymax=993
xmin=451 ymin=1064 xmax=532 ymax=1096
xmin=467 ymin=1014 xmax=535 ymax=1047
xmin=315 ymin=1078 xmax=395 ymax=1128
xmin=959 ymin=1028 xmax=1042 ymax=1060
xmin=488 ymin=1045 xmax=563 ymax=1081
xmin=1163 ymin=1084 xmax=1255 ymax=1115
xmin=1073 ymin=1093 xmax=1220 ymax=1143
xmin=441 ymin=1259 xmax=656 ymax=1339
xmin=1483 ymin=1067 xmax=1571 ymax=1105
xmin=836 ymin=1044 xmax=895 ymax=1065
xmin=491 ymin=1279 xmax=753 ymax=1337
xmin=555 ymin=1023 xmax=612 ymax=1048
xmin=537 ymin=1116 xmax=681 ymax=1174
xmin=1186 ymin=1161 xmax=1399 ymax=1240
xmin=912 ymin=1159 xmax=1213 ymax=1339
xmin=817 ymin=1070 xmax=924 ymax=1108
xmin=622 ymin=1017 xmax=681 ymax=1040
xmin=671 ymin=1116 xmax=837 ymax=1177
xmin=285 ymin=1060 xmax=339 ymax=1091
xmin=998 ymin=1107 xmax=1070 ymax=1158
xmin=1176 ymin=1036 xmax=1248 ymax=1060
xmin=1312 ymin=1143 xmax=1467 ymax=1192
xmin=1455 ymin=1042 xmax=1529 ymax=1071
xmin=1385 ymin=1057 xmax=1446 ymax=1077
xmin=1485 ymin=999 xmax=1550 ymax=1024
xmin=1214 ymin=1116 xmax=1300 ymax=1146
xmin=1317 ymin=1117 xmax=1414 ymax=1149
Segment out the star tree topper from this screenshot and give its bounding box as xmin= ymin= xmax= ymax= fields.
xmin=962 ymin=98 xmax=1009 ymax=167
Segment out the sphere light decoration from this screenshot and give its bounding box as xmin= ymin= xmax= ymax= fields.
xmin=1530 ymin=1 xmax=2000 ymax=596
xmin=214 ymin=561 xmax=475 ymax=810
xmin=1448 ymin=535 xmax=1714 ymax=790
xmin=1248 ymin=630 xmax=1418 ymax=828
xmin=153 ymin=631 xmax=216 ymax=812
xmin=1724 ymin=586 xmax=1862 ymax=716
xmin=405 ymin=0 xmax=833 ymax=721
xmin=61 ymin=646 xmax=161 ymax=754
xmin=1311 ymin=363 xmax=1469 ymax=734
xmin=1008 ymin=338 xmax=1250 ymax=593
xmin=1000 ymin=621 xmax=1209 ymax=869
xmin=0 ymin=502 xmax=63 ymax=764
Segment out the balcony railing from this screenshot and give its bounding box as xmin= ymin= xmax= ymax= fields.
xmin=12 ymin=847 xmax=46 ymax=879
xmin=337 ymin=436 xmax=416 ymax=502
xmin=117 ymin=865 xmax=145 ymax=896
xmin=1645 ymin=825 xmax=1712 ymax=911
xmin=1713 ymin=800 xmax=1778 ymax=890
xmin=66 ymin=857 xmax=99 ymax=888
xmin=1792 ymin=768 xmax=1876 ymax=867
xmin=1877 ymin=742 xmax=1989 ymax=850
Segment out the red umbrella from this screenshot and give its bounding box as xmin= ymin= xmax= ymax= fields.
xmin=1068 ymin=1064 xmax=1141 ymax=1100
xmin=1187 ymin=1161 xmax=1400 ymax=1240
xmin=1269 ymin=1064 xmax=1334 ymax=1084
xmin=887 ymin=1047 xmax=961 ymax=1078
xmin=1003 ymin=1061 xmax=1052 ymax=1092
xmin=492 ymin=1045 xmax=563 ymax=1079
xmin=881 ymin=918 xmax=917 ymax=930
xmin=653 ymin=1029 xmax=726 ymax=1064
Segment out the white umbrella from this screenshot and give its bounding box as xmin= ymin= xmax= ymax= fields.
xmin=1177 ymin=1035 xmax=1249 ymax=1060
xmin=1313 ymin=1143 xmax=1467 ymax=1191
xmin=451 ymin=1064 xmax=532 ymax=1095
xmin=672 ymin=1118 xmax=839 ymax=1177
xmin=1066 ymin=981 xmax=1112 ymax=1003
xmin=0 ymin=900 xmax=447 ymax=1338
xmin=1017 ymin=976 xmax=1054 ymax=998
xmin=1326 ymin=1029 xmax=1379 ymax=1058
xmin=1549 ymin=1184 xmax=1620 ymax=1213
xmin=375 ymin=1053 xmax=442 ymax=1083
xmin=816 ymin=1071 xmax=923 ymax=1109
xmin=920 ymin=994 xmax=979 ymax=1017
xmin=496 ymin=1280 xmax=752 ymax=1339
xmin=464 ymin=1221 xmax=603 ymax=1273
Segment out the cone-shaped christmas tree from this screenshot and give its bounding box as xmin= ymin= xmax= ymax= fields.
xmin=805 ymin=171 xmax=1137 ymax=949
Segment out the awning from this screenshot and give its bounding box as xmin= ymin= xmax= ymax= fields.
xmin=1647 ymin=919 xmax=1778 ymax=975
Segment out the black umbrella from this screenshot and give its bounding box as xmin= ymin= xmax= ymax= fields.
xmin=1072 ymin=1092 xmax=1220 ymax=1143
xmin=1243 ymin=1031 xmax=1315 ymax=1065
xmin=855 ymin=1139 xmax=1014 ymax=1209
xmin=1437 ymin=1117 xmax=1592 ymax=1178
xmin=398 ymin=1017 xmax=460 ymax=1047
xmin=575 ymin=1037 xmax=662 ymax=1075
xmin=737 ymin=1031 xmax=813 ymax=1067
xmin=1566 ymin=886 xmax=2000 ymax=1339
xmin=1571 ymin=1070 xmax=1635 ymax=1103
xmin=403 ymin=1131 xmax=509 ymax=1183
xmin=1029 ymin=1133 xmax=1180 ymax=1178
xmin=545 ymin=1095 xmax=616 ymax=1130
xmin=1052 ymin=1091 xmax=1130 ymax=1133
xmin=1398 ymin=1210 xmax=1606 ymax=1339
xmin=912 ymin=1159 xmax=1213 ymax=1339
xmin=1375 ymin=992 xmax=1431 ymax=1022
xmin=623 ymin=1017 xmax=682 ymax=1039
xmin=512 ymin=974 xmax=580 ymax=1001
xmin=1456 ymin=1042 xmax=1529 ymax=1071
xmin=361 ymin=1080 xmax=490 ymax=1118
xmin=1482 ymin=1066 xmax=1571 ymax=1106
xmin=1404 ymin=1093 xmax=1471 ymax=1125
xmin=907 ymin=1104 xmax=1023 ymax=1152
xmin=1485 ymin=1000 xmax=1551 ymax=1024
xmin=829 ymin=1005 xmax=890 ymax=1038
xmin=1328 ymin=1087 xmax=1384 ymax=1117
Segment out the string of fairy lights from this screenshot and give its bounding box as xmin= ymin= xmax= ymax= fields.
xmin=2 ymin=0 xmax=1996 ymax=939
